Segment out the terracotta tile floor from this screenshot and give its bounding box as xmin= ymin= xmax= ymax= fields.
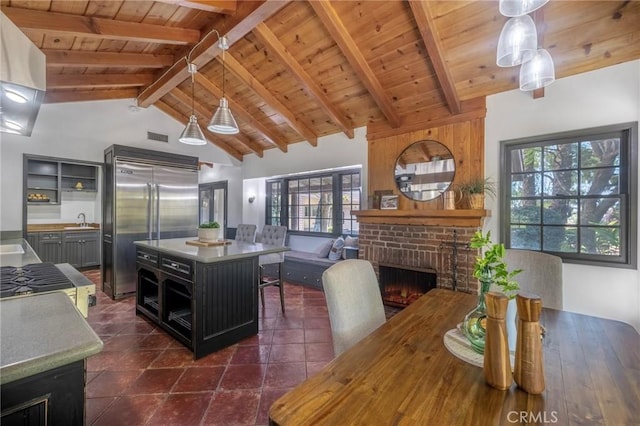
xmin=82 ymin=269 xmax=334 ymax=425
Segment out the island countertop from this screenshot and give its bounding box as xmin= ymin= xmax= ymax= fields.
xmin=133 ymin=237 xmax=289 ymax=263
xmin=0 ymin=292 xmax=103 ymax=385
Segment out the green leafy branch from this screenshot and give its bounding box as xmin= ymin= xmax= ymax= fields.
xmin=470 ymin=230 xmax=522 ymax=299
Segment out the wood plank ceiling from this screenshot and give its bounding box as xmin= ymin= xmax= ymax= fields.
xmin=2 ymin=0 xmax=639 ymax=161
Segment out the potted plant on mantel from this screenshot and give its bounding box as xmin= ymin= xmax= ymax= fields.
xmin=458 ymin=177 xmax=497 ymax=209
xmin=198 ymin=221 xmax=221 ymax=242
xmin=462 ymin=230 xmax=522 ymax=354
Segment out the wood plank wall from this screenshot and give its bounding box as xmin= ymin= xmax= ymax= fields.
xmin=366 ymin=113 xmax=486 ymax=211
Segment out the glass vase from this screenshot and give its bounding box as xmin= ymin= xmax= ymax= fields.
xmin=462 ymin=275 xmax=492 ymax=354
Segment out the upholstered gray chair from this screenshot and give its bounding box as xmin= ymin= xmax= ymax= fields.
xmin=258 ymin=225 xmax=288 ymax=312
xmin=235 ymin=224 xmax=257 ymax=243
xmin=501 ymin=249 xmax=564 ymax=310
xmin=322 ymin=259 xmax=386 ymax=357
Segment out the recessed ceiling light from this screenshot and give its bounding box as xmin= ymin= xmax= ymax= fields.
xmin=3 ymin=119 xmax=23 ymax=130
xmin=4 ymin=87 xmax=29 ymax=104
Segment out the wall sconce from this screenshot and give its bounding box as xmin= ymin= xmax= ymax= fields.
xmin=248 ymin=195 xmax=256 ymax=203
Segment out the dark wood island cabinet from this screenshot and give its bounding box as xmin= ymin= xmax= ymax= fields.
xmin=134 ymin=238 xmax=288 ymax=359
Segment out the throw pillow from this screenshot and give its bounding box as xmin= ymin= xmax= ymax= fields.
xmin=342 ymin=236 xmax=359 ymax=259
xmin=316 ymin=239 xmax=334 ymax=258
xmin=328 ymin=236 xmax=345 ymax=261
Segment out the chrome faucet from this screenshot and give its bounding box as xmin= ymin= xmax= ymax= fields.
xmin=77 ymin=212 xmax=86 ymax=227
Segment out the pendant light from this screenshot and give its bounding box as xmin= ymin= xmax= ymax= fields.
xmin=178 ymin=62 xmax=207 ymax=145
xmin=496 ymin=15 xmax=538 ymax=67
xmin=499 ymin=0 xmax=550 ymax=17
xmin=519 ymin=48 xmax=555 ymax=90
xmin=207 ymin=36 xmax=239 ymax=135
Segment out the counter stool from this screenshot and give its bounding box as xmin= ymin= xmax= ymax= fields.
xmin=258 ymin=225 xmax=287 ymax=312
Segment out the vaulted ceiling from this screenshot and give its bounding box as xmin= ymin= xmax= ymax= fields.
xmin=2 ymin=0 xmax=639 ymax=161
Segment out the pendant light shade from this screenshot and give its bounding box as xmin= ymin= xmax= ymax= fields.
xmin=207 ymin=97 xmax=239 ymax=134
xmin=519 ymin=48 xmax=555 ymax=91
xmin=179 ymin=115 xmax=207 ymax=145
xmin=496 ymin=15 xmax=537 ymax=67
xmin=499 ymin=0 xmax=550 ymax=17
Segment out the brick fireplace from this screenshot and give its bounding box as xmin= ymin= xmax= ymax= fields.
xmin=358 ymin=223 xmax=480 ymax=298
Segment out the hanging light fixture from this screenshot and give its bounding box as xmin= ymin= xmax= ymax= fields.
xmin=496 ymin=15 xmax=538 ymax=67
xmin=519 ymin=48 xmax=555 ymax=90
xmin=499 ymin=0 xmax=550 ymax=17
xmin=178 ymin=62 xmax=207 ymax=145
xmin=207 ymin=35 xmax=239 ymax=135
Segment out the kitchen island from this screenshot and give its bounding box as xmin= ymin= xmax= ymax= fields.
xmin=134 ymin=237 xmax=288 ymax=359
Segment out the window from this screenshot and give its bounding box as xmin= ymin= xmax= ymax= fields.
xmin=501 ymin=123 xmax=637 ymax=268
xmin=266 ymin=168 xmax=361 ymax=236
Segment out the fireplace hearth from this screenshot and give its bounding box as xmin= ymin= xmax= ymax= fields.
xmin=379 ymin=264 xmax=436 ymax=308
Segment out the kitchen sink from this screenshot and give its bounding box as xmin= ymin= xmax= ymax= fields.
xmin=63 ymin=226 xmax=98 ymax=230
xmin=0 ymin=244 xmax=25 ymax=255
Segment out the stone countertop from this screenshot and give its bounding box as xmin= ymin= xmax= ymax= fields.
xmin=0 ymin=238 xmax=41 ymax=267
xmin=0 ymin=292 xmax=103 ymax=385
xmin=134 ymin=237 xmax=290 ymax=263
xmin=27 ymin=223 xmax=101 ymax=232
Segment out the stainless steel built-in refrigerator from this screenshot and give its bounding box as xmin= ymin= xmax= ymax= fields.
xmin=102 ymin=145 xmax=199 ymax=299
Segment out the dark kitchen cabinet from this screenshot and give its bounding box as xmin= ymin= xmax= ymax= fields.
xmin=37 ymin=232 xmax=63 ymax=264
xmin=0 ymin=360 xmax=85 ymax=426
xmin=63 ymin=231 xmax=100 ymax=268
xmin=26 ymin=233 xmax=38 ymax=250
xmin=24 ymin=156 xmax=99 ymax=205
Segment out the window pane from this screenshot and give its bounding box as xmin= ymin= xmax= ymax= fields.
xmin=543 ymin=227 xmax=577 ymax=252
xmin=543 ymin=171 xmax=578 ymax=196
xmin=580 ymin=227 xmax=620 ymax=255
xmin=511 ymin=147 xmax=541 ymax=172
xmin=544 ymin=143 xmax=578 ymax=170
xmin=543 ymin=199 xmax=577 ymax=225
xmin=580 ymin=198 xmax=620 ymax=225
xmin=511 ymin=200 xmax=540 ymax=224
xmin=580 ymin=139 xmax=620 ymax=167
xmin=580 ymin=167 xmax=619 ymax=195
xmin=510 ymin=225 xmax=540 ymax=250
xmin=511 ymin=173 xmax=541 ymax=197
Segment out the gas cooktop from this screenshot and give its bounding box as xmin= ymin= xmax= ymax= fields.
xmin=0 ymin=263 xmax=74 ymax=298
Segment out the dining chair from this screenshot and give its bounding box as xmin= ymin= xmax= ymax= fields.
xmin=322 ymin=259 xmax=386 ymax=357
xmin=501 ymin=249 xmax=564 ymax=310
xmin=258 ymin=225 xmax=288 ymax=312
xmin=234 ymin=224 xmax=257 ymax=243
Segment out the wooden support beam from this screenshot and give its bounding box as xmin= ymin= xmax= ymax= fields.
xmin=43 ymin=88 xmax=139 ymax=103
xmin=154 ymin=100 xmax=244 ymax=162
xmin=169 ymin=87 xmax=264 ymax=158
xmin=194 ymin=73 xmax=288 ymax=152
xmin=309 ymin=1 xmax=401 ymax=128
xmin=408 ymin=0 xmax=462 ymax=115
xmin=44 ymin=50 xmax=174 ymax=68
xmin=154 ymin=0 xmax=237 ymax=14
xmin=3 ymin=7 xmax=200 ymax=45
xmin=253 ymin=23 xmax=354 ymax=139
xmin=222 ymin=53 xmax=317 ymax=146
xmin=46 ymin=73 xmax=155 ymax=89
xmin=137 ymin=0 xmax=291 ymax=107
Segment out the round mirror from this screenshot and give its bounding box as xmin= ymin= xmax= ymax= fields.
xmin=394 ymin=140 xmax=455 ymax=201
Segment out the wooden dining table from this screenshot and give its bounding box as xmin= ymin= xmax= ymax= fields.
xmin=269 ymin=288 xmax=640 ymax=425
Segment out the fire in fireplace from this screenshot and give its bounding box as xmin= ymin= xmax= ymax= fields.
xmin=378 ymin=264 xmax=437 ymax=308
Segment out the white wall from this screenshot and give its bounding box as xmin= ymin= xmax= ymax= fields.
xmin=0 ymin=99 xmax=239 ymax=231
xmin=485 ymin=60 xmax=640 ymax=332
xmin=241 ymin=127 xmax=368 ymax=250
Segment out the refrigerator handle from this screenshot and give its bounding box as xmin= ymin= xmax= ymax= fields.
xmin=147 ymin=183 xmax=153 ymax=240
xmin=155 ymin=183 xmax=161 ymax=239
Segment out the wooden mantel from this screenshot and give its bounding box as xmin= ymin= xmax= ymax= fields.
xmin=352 ymin=209 xmax=490 ymax=227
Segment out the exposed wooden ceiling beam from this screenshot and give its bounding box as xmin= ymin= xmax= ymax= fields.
xmin=170 ymin=87 xmax=264 ymax=158
xmin=309 ymin=1 xmax=401 ymax=129
xmin=3 ymin=7 xmax=200 ymax=45
xmin=253 ymin=23 xmax=354 ymax=139
xmin=222 ymin=54 xmax=318 ymax=146
xmin=154 ymin=0 xmax=237 ymax=14
xmin=408 ymin=0 xmax=461 ymax=115
xmin=154 ymin=100 xmax=244 ymax=162
xmin=137 ymin=0 xmax=291 ymax=108
xmin=194 ymin=73 xmax=288 ymax=153
xmin=46 ymin=73 xmax=155 ymax=89
xmin=43 ymin=88 xmax=139 ymax=104
xmin=44 ymin=50 xmax=174 ymax=68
